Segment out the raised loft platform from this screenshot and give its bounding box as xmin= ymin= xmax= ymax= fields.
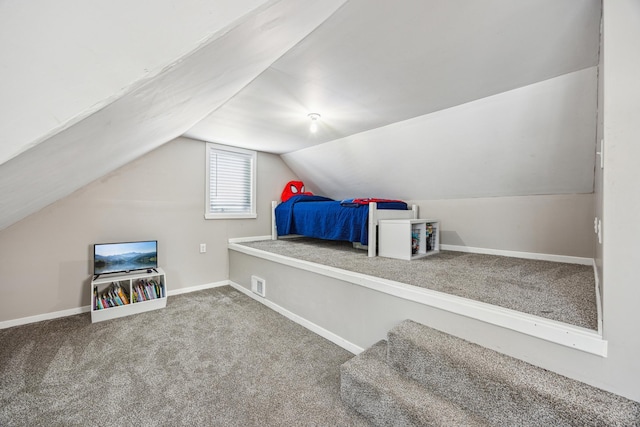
xmin=228 ymin=236 xmax=607 ymax=388
xmin=236 ymin=237 xmax=597 ymax=330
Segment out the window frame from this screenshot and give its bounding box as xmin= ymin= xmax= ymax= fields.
xmin=205 ymin=143 xmax=257 ymax=220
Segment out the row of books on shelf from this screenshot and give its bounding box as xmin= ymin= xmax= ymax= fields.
xmin=132 ymin=278 xmax=164 ymax=303
xmin=93 ymin=279 xmax=165 ymax=310
xmin=411 ymin=224 xmax=437 ymax=254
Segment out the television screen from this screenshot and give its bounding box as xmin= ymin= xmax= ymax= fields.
xmin=94 ymin=240 xmax=157 ymax=275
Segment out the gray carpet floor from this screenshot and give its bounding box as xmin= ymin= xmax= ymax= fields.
xmin=239 ymin=238 xmax=598 ymax=330
xmin=0 ymin=286 xmax=370 ymax=427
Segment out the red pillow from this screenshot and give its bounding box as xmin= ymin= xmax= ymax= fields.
xmin=281 ymin=180 xmax=313 ymax=202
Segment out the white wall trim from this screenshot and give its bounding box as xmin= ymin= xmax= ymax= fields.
xmin=229 ymin=280 xmax=365 ymax=355
xmin=593 ymin=259 xmax=603 ymax=335
xmin=440 ymin=244 xmax=593 ymax=265
xmin=228 ymin=235 xmax=273 ymax=243
xmin=0 ymin=306 xmax=91 ymax=330
xmin=167 ymin=280 xmax=229 ymax=296
xmin=0 ymin=280 xmax=230 ymax=329
xmin=229 ymin=242 xmax=607 ymax=357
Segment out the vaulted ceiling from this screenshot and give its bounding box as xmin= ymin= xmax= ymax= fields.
xmin=185 ymin=0 xmax=600 ymax=153
xmin=0 ymin=0 xmax=346 ymax=231
xmin=0 ymin=0 xmax=601 ymax=231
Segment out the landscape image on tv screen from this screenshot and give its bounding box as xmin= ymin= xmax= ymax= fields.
xmin=94 ymin=241 xmax=157 ymax=275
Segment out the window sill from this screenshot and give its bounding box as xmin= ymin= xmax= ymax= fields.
xmin=205 ymin=213 xmax=257 ymax=220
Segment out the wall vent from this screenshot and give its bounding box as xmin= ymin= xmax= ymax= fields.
xmin=251 ymin=276 xmax=266 ymax=297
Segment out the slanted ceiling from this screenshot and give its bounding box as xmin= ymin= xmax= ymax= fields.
xmin=0 ymin=0 xmax=601 ymax=230
xmin=0 ymin=0 xmax=347 ymax=231
xmin=187 ymin=0 xmax=601 ymax=154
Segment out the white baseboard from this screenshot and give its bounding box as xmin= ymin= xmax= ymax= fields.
xmin=228 ymin=280 xmax=364 ymax=355
xmin=0 ymin=306 xmax=91 ymax=330
xmin=228 ymin=235 xmax=273 ymax=244
xmin=440 ymin=244 xmax=593 ymax=265
xmin=167 ymin=280 xmax=229 ymax=296
xmin=1 ymin=280 xmax=230 ymax=329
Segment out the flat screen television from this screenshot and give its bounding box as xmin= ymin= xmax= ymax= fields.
xmin=93 ymin=240 xmax=157 ymax=277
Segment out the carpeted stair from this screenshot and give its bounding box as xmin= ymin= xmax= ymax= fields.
xmin=340 ymin=340 xmax=487 ymax=427
xmin=340 ymin=320 xmax=640 ymax=426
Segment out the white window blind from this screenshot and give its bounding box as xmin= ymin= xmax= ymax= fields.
xmin=206 ymin=144 xmax=256 ymax=219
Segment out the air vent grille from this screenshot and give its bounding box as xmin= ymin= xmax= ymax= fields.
xmin=251 ymin=276 xmax=266 ymax=297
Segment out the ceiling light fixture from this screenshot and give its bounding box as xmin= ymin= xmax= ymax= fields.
xmin=308 ymin=113 xmax=321 ymax=133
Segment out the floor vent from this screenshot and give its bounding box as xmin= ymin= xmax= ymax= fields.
xmin=251 ymin=276 xmax=266 ymax=297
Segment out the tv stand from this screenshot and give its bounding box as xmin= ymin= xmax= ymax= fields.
xmin=90 ymin=267 xmax=167 ymax=323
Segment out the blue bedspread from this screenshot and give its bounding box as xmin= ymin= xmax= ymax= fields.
xmin=275 ymin=195 xmax=408 ymax=245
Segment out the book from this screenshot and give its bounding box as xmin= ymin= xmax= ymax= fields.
xmin=137 ymin=283 xmax=146 ymax=301
xmin=116 ymin=284 xmax=129 ymax=305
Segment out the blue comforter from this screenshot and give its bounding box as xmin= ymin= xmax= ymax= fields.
xmin=275 ymin=195 xmax=408 ymax=245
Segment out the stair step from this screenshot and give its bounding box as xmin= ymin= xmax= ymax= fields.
xmin=387 ymin=320 xmax=640 ymax=426
xmin=340 ymin=340 xmax=488 ymax=427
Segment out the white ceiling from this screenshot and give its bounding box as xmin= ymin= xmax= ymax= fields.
xmin=282 ymin=67 xmax=599 ymax=201
xmin=185 ymin=0 xmax=601 ymax=154
xmin=0 ymin=0 xmax=346 ymax=231
xmin=0 ymin=0 xmax=269 ymax=165
xmin=0 ymin=0 xmax=601 ymax=231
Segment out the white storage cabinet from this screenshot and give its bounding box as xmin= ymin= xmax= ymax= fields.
xmin=379 ymin=219 xmax=440 ymax=260
xmin=91 ymin=267 xmax=167 ymax=323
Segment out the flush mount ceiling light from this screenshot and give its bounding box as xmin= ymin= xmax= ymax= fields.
xmin=308 ymin=113 xmax=321 ymax=133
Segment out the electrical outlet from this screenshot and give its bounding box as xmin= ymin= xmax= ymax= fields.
xmin=200 ymin=243 xmax=206 ymax=253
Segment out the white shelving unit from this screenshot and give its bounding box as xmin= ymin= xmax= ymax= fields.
xmin=91 ymin=267 xmax=167 ymax=323
xmin=378 ymin=219 xmax=440 ymax=260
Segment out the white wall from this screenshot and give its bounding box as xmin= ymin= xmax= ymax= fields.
xmin=599 ymin=0 xmax=640 ymax=403
xmin=411 ymin=194 xmax=594 ymax=257
xmin=0 ymin=137 xmax=297 ymax=323
xmin=283 ymin=68 xmax=598 ymax=256
xmin=594 ymin=11 xmax=604 ymax=303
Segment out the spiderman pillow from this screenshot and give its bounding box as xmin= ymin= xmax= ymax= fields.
xmin=281 ymin=180 xmax=313 ymax=202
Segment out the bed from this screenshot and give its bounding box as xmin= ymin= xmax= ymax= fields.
xmin=271 ymin=195 xmax=418 ymax=257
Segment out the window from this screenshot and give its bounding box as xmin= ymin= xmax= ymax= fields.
xmin=206 ymin=143 xmax=256 ymax=219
